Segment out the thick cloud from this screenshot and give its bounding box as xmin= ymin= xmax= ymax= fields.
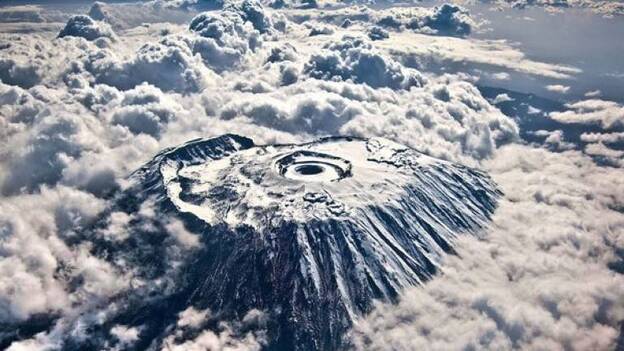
xmin=86 ymin=36 xmax=213 ymax=92
xmin=410 ymin=4 xmax=475 ymax=36
xmin=215 ymin=75 xmax=518 ymax=162
xmin=188 ymin=0 xmax=286 ymax=70
xmin=58 ymin=15 xmax=116 ymax=42
xmin=0 ymin=57 xmax=41 ymax=89
xmin=0 ymin=33 xmax=104 ymax=89
xmin=289 ymin=6 xmax=578 ymax=80
xmin=0 ymin=83 xmax=45 ymax=127
xmin=111 ymin=83 xmax=182 ymax=137
xmin=304 ymin=35 xmax=425 ymax=90
xmin=291 ymin=4 xmax=475 ymax=37
xmin=340 ymin=78 xmax=519 ymax=161
xmin=0 ymin=1 xmax=621 ymax=350
xmin=0 ymin=6 xmax=44 ymax=24
xmin=160 ymin=308 xmax=267 ymax=351
xmin=189 ymin=10 xmax=261 ymax=70
xmin=1 ymin=113 xmax=92 ymax=195
xmin=0 ymin=186 xmax=116 ymax=322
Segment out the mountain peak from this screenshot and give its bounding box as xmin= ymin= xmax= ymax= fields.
xmin=96 ymin=134 xmax=501 ymax=350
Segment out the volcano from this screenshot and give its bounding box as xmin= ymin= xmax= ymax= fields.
xmin=64 ymin=134 xmax=501 ymax=350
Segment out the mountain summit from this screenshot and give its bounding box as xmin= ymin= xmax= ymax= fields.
xmin=69 ymin=134 xmax=500 ymax=350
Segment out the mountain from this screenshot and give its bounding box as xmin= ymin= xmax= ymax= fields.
xmin=67 ymin=134 xmax=501 ymax=350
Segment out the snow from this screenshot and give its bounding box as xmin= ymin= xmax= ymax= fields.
xmin=158 ymin=136 xmax=435 ymax=227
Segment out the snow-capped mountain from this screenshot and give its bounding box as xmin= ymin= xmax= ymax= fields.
xmin=66 ymin=134 xmax=500 ymax=350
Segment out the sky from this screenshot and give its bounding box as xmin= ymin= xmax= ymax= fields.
xmin=0 ymin=0 xmax=623 ymax=350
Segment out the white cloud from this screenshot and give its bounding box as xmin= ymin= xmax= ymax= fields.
xmin=0 ymin=1 xmax=621 ymax=350
xmin=584 ymin=89 xmax=601 ymax=98
xmin=499 ymin=0 xmax=624 ymax=17
xmin=376 ymin=32 xmax=581 ymax=80
xmin=297 ymin=4 xmax=477 ymax=37
xmin=111 ymin=325 xmax=141 ymax=346
xmin=58 ymin=15 xmax=117 ymax=42
xmin=491 ymin=72 xmax=511 ymax=80
xmin=549 ymin=99 xmax=624 ymax=129
xmin=0 ymin=6 xmax=44 ymax=24
xmin=161 ymin=309 xmax=267 ymax=351
xmin=162 ymin=328 xmax=265 ymax=351
xmin=303 ymin=35 xmax=426 ymax=90
xmin=532 ymin=129 xmax=575 ymax=150
xmin=580 ymin=131 xmax=624 ymax=144
xmin=165 ymin=219 xmax=201 ymax=248
xmin=492 ymin=93 xmax=514 ymax=104
xmin=585 ymin=143 xmax=623 ymax=158
xmin=0 ymin=186 xmax=111 ymax=322
xmin=527 ymin=105 xmax=542 ymax=114
xmin=177 ymin=307 xmax=210 ymax=328
xmin=545 ymin=84 xmax=570 ymax=94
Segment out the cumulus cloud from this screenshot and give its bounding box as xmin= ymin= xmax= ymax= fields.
xmin=216 ymin=74 xmax=517 ymax=161
xmin=492 ymin=93 xmax=514 ymax=104
xmin=111 ymin=83 xmax=182 ymax=137
xmin=177 ymin=307 xmax=210 ymax=328
xmin=1 ymin=113 xmax=94 ymax=195
xmin=161 ymin=308 xmax=267 ymax=351
xmin=0 ymin=1 xmax=621 ymax=349
xmin=308 ymin=25 xmax=334 ymax=36
xmin=304 ymin=35 xmax=425 ymax=90
xmin=585 ymin=142 xmax=624 ymax=158
xmin=58 ymin=15 xmax=117 ymax=42
xmin=410 ymin=3 xmax=475 ymax=36
xmin=110 ymin=325 xmax=140 ymax=347
xmin=545 ymin=84 xmax=570 ymax=94
xmin=580 ymin=131 xmax=624 ymax=144
xmin=303 ymin=4 xmax=476 ymax=37
xmin=189 ymin=10 xmax=262 ymax=70
xmin=549 ymin=99 xmax=624 ymax=129
xmin=166 ymin=0 xmax=286 ymax=73
xmin=86 ymin=38 xmax=213 ymax=92
xmin=0 ymin=56 xmax=42 ymax=89
xmin=0 ymin=186 xmax=117 ymax=323
xmin=532 ymin=129 xmax=576 ymax=150
xmin=165 ymin=219 xmax=201 ymax=248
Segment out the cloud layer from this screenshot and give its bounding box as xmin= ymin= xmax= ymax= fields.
xmin=0 ymin=0 xmax=622 ymax=350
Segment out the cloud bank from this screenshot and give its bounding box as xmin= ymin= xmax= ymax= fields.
xmin=0 ymin=0 xmax=621 ymax=350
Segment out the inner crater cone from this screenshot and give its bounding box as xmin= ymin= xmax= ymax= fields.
xmin=274 ymin=150 xmax=352 ymax=183
xmin=116 ymin=134 xmax=502 ymax=351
